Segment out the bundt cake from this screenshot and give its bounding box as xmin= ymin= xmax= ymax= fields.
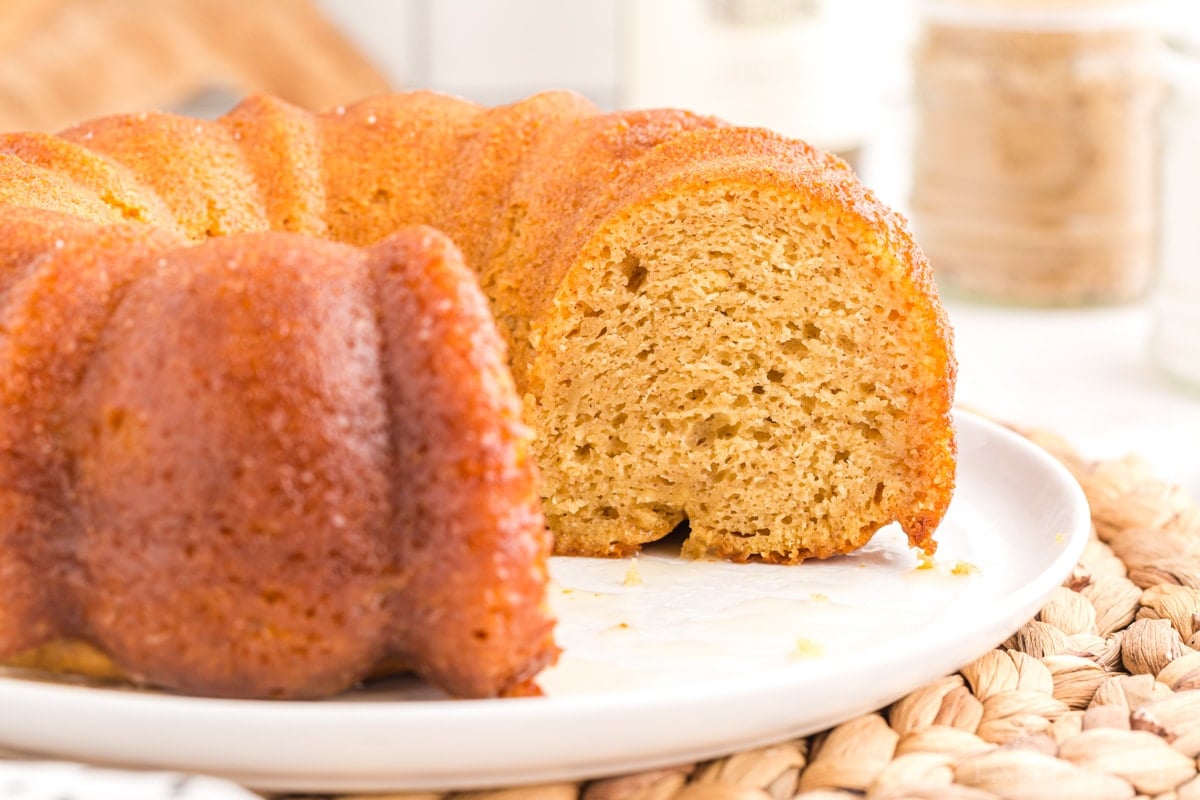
xmin=0 ymin=90 xmax=956 ymax=698
xmin=0 ymin=210 xmax=554 ymax=700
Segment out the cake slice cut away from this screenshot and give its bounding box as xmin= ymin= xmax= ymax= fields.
xmin=522 ymin=129 xmax=956 ymax=562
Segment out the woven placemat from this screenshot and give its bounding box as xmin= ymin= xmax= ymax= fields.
xmin=298 ymin=427 xmax=1200 ymax=800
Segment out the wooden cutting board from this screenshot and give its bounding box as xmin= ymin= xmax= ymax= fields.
xmin=0 ymin=0 xmax=392 ymax=132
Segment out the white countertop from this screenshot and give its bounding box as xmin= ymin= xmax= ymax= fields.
xmin=947 ymin=299 xmax=1200 ymax=498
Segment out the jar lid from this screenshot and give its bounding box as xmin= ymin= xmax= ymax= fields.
xmin=921 ymin=0 xmax=1163 ymax=30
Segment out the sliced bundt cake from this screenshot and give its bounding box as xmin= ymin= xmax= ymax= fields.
xmin=0 ymin=90 xmax=955 ymax=698
xmin=0 ymin=213 xmax=554 ymax=699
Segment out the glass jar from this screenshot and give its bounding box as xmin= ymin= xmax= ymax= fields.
xmin=911 ymin=0 xmax=1163 ymax=305
xmin=1152 ymin=28 xmax=1200 ymax=389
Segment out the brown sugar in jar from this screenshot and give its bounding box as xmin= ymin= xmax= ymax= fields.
xmin=911 ymin=0 xmax=1163 ymax=305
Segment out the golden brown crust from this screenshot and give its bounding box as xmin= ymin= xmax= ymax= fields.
xmin=60 ymin=112 xmax=269 ymax=239
xmin=0 ymin=152 xmax=127 ymax=225
xmin=71 ymin=233 xmax=396 ymax=698
xmin=220 ymin=94 xmax=329 ymax=238
xmin=319 ymin=91 xmax=483 ymax=246
xmin=0 ymin=212 xmax=554 ymax=699
xmin=437 ymin=91 xmax=598 ymax=285
xmin=0 ymin=209 xmax=185 ymax=661
xmin=370 ymin=227 xmax=556 ymax=697
xmin=0 ymin=132 xmax=181 ymax=232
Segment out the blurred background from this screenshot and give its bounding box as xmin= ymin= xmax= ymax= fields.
xmin=1 ymin=0 xmax=1198 ymax=492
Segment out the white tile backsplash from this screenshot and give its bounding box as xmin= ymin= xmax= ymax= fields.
xmin=316 ymin=0 xmax=620 ymax=107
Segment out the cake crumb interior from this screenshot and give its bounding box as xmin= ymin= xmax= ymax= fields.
xmin=534 ymin=185 xmax=935 ymax=562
